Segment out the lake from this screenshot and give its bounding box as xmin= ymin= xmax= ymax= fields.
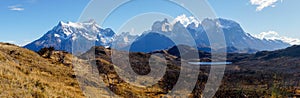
xmin=188 ymin=62 xmax=232 ymax=65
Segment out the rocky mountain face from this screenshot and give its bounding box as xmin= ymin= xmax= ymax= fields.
xmin=24 ymin=20 xmax=115 ymax=54
xmin=2 ymin=42 xmax=300 ymax=97
xmin=112 ymin=32 xmax=139 ymax=49
xmin=130 ymin=18 xmax=290 ymax=53
xmin=24 ymin=18 xmax=291 ymax=54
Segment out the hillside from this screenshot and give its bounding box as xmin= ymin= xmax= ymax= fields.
xmin=80 ymin=45 xmax=298 ymax=97
xmin=24 ymin=18 xmax=291 ymax=54
xmin=223 ymin=45 xmax=300 ymax=97
xmin=0 ymin=43 xmax=177 ymax=97
xmin=2 ymin=42 xmax=300 ymax=97
xmin=127 ymin=18 xmax=290 ymax=53
xmin=0 ymin=43 xmax=85 ymax=97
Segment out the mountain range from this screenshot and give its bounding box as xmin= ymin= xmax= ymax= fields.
xmin=24 ymin=18 xmax=291 ymax=54
xmin=2 ymin=41 xmax=300 ymax=97
xmin=24 ymin=20 xmax=115 ymax=54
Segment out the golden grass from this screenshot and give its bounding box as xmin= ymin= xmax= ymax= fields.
xmin=0 ymin=43 xmax=84 ymax=97
xmin=0 ymin=43 xmax=190 ymax=97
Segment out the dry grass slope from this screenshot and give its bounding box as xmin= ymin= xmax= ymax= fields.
xmin=1 ymin=42 xmax=298 ymax=97
xmin=0 ymin=43 xmax=84 ymax=97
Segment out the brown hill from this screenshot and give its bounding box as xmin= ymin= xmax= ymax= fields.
xmin=2 ymin=42 xmax=299 ymax=97
xmin=0 ymin=43 xmax=173 ymax=97
xmin=0 ymin=43 xmax=85 ymax=97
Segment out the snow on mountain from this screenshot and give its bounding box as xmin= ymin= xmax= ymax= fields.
xmin=24 ymin=20 xmax=115 ymax=54
xmin=152 ymin=18 xmax=172 ymax=32
xmin=131 ymin=16 xmax=291 ymax=53
xmin=200 ymin=18 xmax=289 ymax=51
xmin=253 ymin=31 xmax=300 ymax=45
xmin=129 ymin=19 xmax=195 ymax=52
xmin=173 ymin=14 xmax=200 ymax=27
xmin=24 ymin=15 xmax=293 ymax=54
xmin=112 ymin=32 xmax=139 ymax=49
xmin=53 ymin=20 xmax=101 ymax=40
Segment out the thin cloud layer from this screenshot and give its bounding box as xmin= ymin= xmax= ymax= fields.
xmin=8 ymin=5 xmax=25 ymax=11
xmin=254 ymin=31 xmax=300 ymax=45
xmin=250 ymin=0 xmax=281 ymax=11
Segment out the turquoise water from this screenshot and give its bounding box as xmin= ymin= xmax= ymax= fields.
xmin=188 ymin=62 xmax=232 ymax=65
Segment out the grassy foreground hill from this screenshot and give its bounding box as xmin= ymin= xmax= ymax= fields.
xmin=0 ymin=43 xmax=169 ymax=98
xmin=1 ymin=42 xmax=300 ymax=97
xmin=0 ymin=42 xmax=85 ymax=97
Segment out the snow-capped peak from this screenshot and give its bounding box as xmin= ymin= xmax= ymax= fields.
xmin=173 ymin=14 xmax=200 ymax=27
xmin=24 ymin=20 xmax=116 ymax=53
xmin=52 ymin=20 xmax=104 ymax=40
xmin=57 ymin=19 xmax=101 ymax=30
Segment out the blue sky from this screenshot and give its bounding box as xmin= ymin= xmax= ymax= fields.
xmin=1 ymin=0 xmax=300 ymax=45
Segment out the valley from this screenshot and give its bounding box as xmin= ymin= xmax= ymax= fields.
xmin=1 ymin=42 xmax=300 ymax=97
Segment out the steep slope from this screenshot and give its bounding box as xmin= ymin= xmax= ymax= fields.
xmin=0 ymin=43 xmax=84 ymax=97
xmin=112 ymin=32 xmax=139 ymax=49
xmin=24 ymin=18 xmax=291 ymax=54
xmin=188 ymin=18 xmax=290 ymax=51
xmin=129 ymin=32 xmax=176 ymax=52
xmin=24 ymin=20 xmax=115 ymax=54
xmin=131 ymin=18 xmax=290 ymax=53
xmin=2 ymin=42 xmax=182 ymax=97
xmin=129 ymin=20 xmax=195 ymax=53
xmin=4 ymin=41 xmax=299 ymax=97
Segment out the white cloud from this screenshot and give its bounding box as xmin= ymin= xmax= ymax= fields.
xmin=253 ymin=31 xmax=300 ymax=45
xmin=173 ymin=14 xmax=200 ymax=27
xmin=8 ymin=5 xmax=25 ymax=11
xmin=250 ymin=0 xmax=282 ymax=11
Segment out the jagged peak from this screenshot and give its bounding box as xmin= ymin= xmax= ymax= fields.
xmin=151 ymin=18 xmax=172 ymax=32
xmin=162 ymin=18 xmax=169 ymax=24
xmin=58 ymin=21 xmax=64 ymax=26
xmin=56 ymin=19 xmax=101 ymax=29
xmin=56 ymin=21 xmax=82 ymax=29
xmin=201 ymin=18 xmax=241 ymax=29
